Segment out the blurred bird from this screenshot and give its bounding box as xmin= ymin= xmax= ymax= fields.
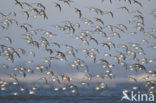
xmin=75 ymin=8 xmax=82 ymax=18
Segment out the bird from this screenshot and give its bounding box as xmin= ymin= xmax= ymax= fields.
xmin=95 ymin=18 xmax=104 ymax=25
xmin=51 ymin=42 xmax=61 ymax=48
xmin=101 ymin=0 xmax=112 ymax=4
xmin=129 ymin=75 xmax=137 ymax=82
xmin=104 ymin=11 xmax=114 ymax=18
xmin=39 ymin=9 xmax=48 ymax=19
xmin=45 ymin=48 xmax=53 ymax=55
xmin=89 ymin=36 xmax=98 ymax=45
xmin=101 ymin=43 xmax=111 ymax=50
xmin=20 ymin=23 xmax=32 ymax=32
xmin=119 ymin=6 xmax=129 ymax=13
xmin=111 ymin=32 xmax=121 ymax=38
xmin=15 ymin=0 xmax=23 ymax=8
xmin=75 ymin=8 xmax=82 ymax=18
xmin=80 ymin=81 xmax=89 ymax=87
xmin=89 ymin=7 xmax=103 ymax=15
xmin=12 ymin=50 xmax=20 ymax=58
xmin=117 ymin=24 xmax=127 ymax=30
xmin=54 ymin=2 xmax=61 ymax=12
xmin=66 ymin=49 xmax=76 ymax=57
xmin=23 ymin=11 xmax=29 ymax=20
xmin=22 ymin=2 xmax=32 ymax=7
xmin=124 ymin=0 xmax=131 ymax=4
xmin=4 ymin=36 xmax=12 ymax=44
xmin=133 ymin=0 xmax=143 ymax=7
xmin=38 ymin=77 xmax=48 ymax=84
xmin=105 ymin=25 xmax=113 ymax=31
xmin=131 ymin=10 xmax=143 ymax=15
xmin=59 ymin=0 xmax=72 ymax=6
xmin=36 ymin=3 xmax=45 ymax=10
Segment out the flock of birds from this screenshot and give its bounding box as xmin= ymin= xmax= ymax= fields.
xmin=0 ymin=0 xmax=156 ymax=97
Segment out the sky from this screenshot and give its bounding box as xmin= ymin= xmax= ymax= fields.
xmin=0 ymin=0 xmax=156 ymax=87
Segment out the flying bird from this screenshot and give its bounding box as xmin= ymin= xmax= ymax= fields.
xmin=75 ymin=8 xmax=82 ymax=18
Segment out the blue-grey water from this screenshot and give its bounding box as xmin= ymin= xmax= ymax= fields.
xmin=0 ymin=88 xmax=122 ymax=103
xmin=0 ymin=83 xmax=155 ymax=103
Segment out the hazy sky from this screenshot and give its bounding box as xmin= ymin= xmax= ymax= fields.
xmin=0 ymin=0 xmax=156 ymax=86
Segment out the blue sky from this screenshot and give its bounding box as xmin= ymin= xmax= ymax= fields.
xmin=0 ymin=0 xmax=156 ymax=86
